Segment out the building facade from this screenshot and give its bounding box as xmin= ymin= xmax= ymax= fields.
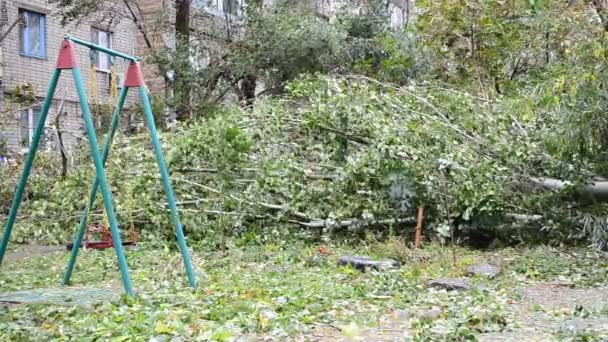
xmin=0 ymin=0 xmax=139 ymax=156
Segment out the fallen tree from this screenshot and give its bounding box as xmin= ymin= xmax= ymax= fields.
xmin=1 ymin=75 xmax=606 ymax=248
xmin=530 ymin=177 xmax=608 ymax=203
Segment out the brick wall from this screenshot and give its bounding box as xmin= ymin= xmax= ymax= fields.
xmin=136 ymin=0 xmax=168 ymax=95
xmin=0 ymin=0 xmax=139 ymax=154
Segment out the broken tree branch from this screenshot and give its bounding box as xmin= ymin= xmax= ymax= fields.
xmin=289 ymin=217 xmax=417 ymax=229
xmin=505 ymin=213 xmax=543 ymax=222
xmin=53 ymin=88 xmax=68 ymax=178
xmin=529 ymin=176 xmax=608 ymax=202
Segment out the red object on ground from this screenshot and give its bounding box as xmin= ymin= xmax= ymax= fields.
xmin=124 ymin=62 xmax=145 ymax=87
xmin=66 ymin=225 xmax=137 ymax=251
xmin=317 ymin=245 xmax=331 ymax=255
xmin=56 ymin=40 xmax=78 ymax=69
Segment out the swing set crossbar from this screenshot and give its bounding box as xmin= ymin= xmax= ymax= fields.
xmin=65 ymin=35 xmax=138 ymax=62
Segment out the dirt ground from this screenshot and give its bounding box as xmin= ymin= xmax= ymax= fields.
xmin=3 ymin=244 xmax=65 ymax=262
xmin=301 ymin=283 xmax=608 ymax=341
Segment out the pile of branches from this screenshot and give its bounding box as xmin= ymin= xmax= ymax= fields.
xmin=2 ymin=75 xmax=606 ymax=246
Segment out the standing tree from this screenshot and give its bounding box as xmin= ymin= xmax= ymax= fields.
xmin=174 ymin=0 xmax=192 ymax=121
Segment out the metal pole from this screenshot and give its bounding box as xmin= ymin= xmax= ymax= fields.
xmin=64 ymin=36 xmax=138 ymax=62
xmin=138 ymin=87 xmax=197 ymax=288
xmin=72 ymin=67 xmax=135 ymax=297
xmin=63 ymin=86 xmax=129 ymax=285
xmin=0 ymin=69 xmax=61 ymax=266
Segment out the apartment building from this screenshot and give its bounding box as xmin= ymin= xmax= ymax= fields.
xmin=0 ymin=0 xmax=139 ymax=155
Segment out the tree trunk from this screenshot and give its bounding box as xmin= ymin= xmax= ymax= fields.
xmin=175 ymin=0 xmax=192 ymax=122
xmin=239 ymin=73 xmax=257 ymax=107
xmin=592 ymin=0 xmax=608 ymax=31
xmin=530 ymin=177 xmax=608 ymax=203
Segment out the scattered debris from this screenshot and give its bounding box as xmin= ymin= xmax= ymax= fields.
xmin=0 ymin=287 xmax=120 ymax=306
xmin=0 ymin=300 xmax=20 ymax=307
xmin=549 ymin=280 xmax=576 ymax=288
xmin=477 ymin=331 xmax=553 ymax=342
xmin=465 ymin=263 xmax=501 ymax=278
xmin=415 ymin=306 xmax=442 ymax=321
xmin=338 ymin=256 xmax=400 ymax=271
xmin=429 ymin=278 xmax=471 ymax=291
xmin=522 ymin=285 xmax=608 ymax=311
xmin=558 ymin=318 xmax=608 ymax=334
xmin=260 ymin=309 xmax=279 ymax=321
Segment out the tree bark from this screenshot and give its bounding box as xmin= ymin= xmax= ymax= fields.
xmin=530 ymin=177 xmax=608 ymax=202
xmin=122 ymin=0 xmax=152 ymax=49
xmin=175 ymin=0 xmax=192 ymax=121
xmin=239 ymin=73 xmax=257 ymax=107
xmin=592 ymin=0 xmax=608 ymax=31
xmin=55 ymin=110 xmax=68 ymax=179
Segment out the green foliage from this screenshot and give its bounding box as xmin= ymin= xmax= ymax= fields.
xmin=8 ymin=1 xmax=608 ymax=338
xmin=355 ymin=32 xmax=415 ymax=83
xmin=415 ymin=0 xmax=601 ymax=95
xmin=50 ymin=0 xmax=112 ymax=25
xmin=136 ymin=95 xmax=167 ymax=131
xmin=236 ymin=8 xmax=347 ymax=89
xmin=2 ymin=68 xmax=608 ymax=247
xmin=0 ymin=136 xmax=7 ymax=156
xmin=0 ymin=73 xmax=544 ymax=245
xmin=171 ymin=126 xmax=251 ymax=172
xmin=180 ymin=1 xmax=417 ymax=108
xmin=6 ymin=83 xmax=36 ymax=105
xmin=91 ymin=103 xmax=115 ymax=133
xmin=510 ymin=246 xmax=608 ymax=287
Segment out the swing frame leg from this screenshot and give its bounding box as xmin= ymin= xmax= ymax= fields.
xmin=138 ymin=85 xmax=197 ymax=289
xmin=72 ymin=66 xmax=135 ymax=297
xmin=63 ymin=86 xmax=130 ymax=285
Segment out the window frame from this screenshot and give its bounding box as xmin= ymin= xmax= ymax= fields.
xmin=19 ymin=9 xmax=46 ymax=59
xmin=222 ymin=0 xmax=240 ymax=16
xmin=91 ymin=27 xmax=113 ymax=73
xmin=193 ymin=0 xmax=241 ymax=17
xmin=20 ymin=106 xmax=44 ymax=149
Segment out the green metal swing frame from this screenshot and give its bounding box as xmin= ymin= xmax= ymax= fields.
xmin=0 ymin=36 xmax=197 ymax=297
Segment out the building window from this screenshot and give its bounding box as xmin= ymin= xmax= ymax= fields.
xmin=223 ymin=0 xmax=239 ymax=15
xmin=19 ymin=9 xmax=46 ymax=58
xmin=20 ymin=106 xmax=43 ymax=148
xmin=194 ymin=0 xmax=240 ymax=16
xmin=91 ymin=28 xmax=113 ymax=72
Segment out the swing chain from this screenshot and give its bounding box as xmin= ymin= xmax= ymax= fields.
xmin=88 ymin=48 xmax=99 ymax=105
xmin=109 ymin=56 xmax=119 ymax=102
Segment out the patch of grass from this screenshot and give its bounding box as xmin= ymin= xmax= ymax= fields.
xmin=1 ymin=241 xmax=607 ymax=340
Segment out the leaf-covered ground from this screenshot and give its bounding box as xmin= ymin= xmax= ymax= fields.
xmin=1 ymin=241 xmax=608 ymax=341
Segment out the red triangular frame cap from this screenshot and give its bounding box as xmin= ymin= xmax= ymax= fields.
xmin=56 ymin=40 xmax=78 ymax=69
xmin=124 ymin=62 xmax=145 ymax=88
